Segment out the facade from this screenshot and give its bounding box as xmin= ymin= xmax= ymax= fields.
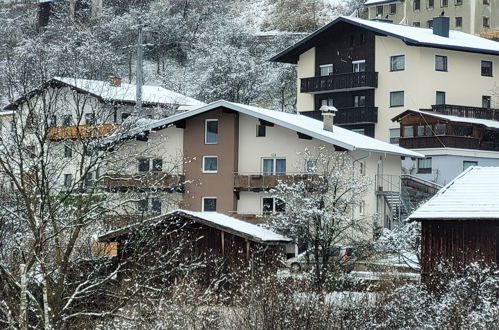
xmin=365 ymin=0 xmax=499 ymax=37
xmin=393 ymin=109 xmax=499 ymax=185
xmin=409 ymin=166 xmax=499 ymax=278
xmin=271 ymin=16 xmax=499 ymax=144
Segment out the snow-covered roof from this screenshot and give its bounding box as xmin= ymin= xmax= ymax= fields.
xmin=365 ymin=0 xmax=400 ymax=5
xmin=271 ymin=16 xmax=499 ymax=63
xmin=393 ymin=109 xmax=499 ymax=130
xmin=53 ymin=77 xmax=205 ymax=107
xmin=409 ymin=166 xmax=499 ymax=220
xmin=99 ymin=210 xmax=292 ymax=244
xmin=127 ymin=100 xmax=423 ymax=158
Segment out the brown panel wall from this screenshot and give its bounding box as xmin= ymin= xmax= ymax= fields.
xmin=183 ymin=108 xmax=239 ymax=213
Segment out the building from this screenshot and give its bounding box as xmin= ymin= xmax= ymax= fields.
xmin=105 ymin=100 xmax=422 ymax=234
xmin=393 ymin=108 xmax=499 ymax=186
xmin=37 ymin=0 xmax=103 ymax=28
xmin=409 ymin=166 xmax=499 ymax=278
xmin=271 ymin=16 xmax=499 ymax=144
xmin=365 ymin=0 xmax=499 ymax=38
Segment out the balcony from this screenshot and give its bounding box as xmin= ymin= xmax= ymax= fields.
xmin=300 ymin=72 xmax=378 ymax=94
xmin=47 ymin=124 xmax=118 ymax=140
xmin=335 ymin=107 xmax=378 ymax=124
xmin=233 ymin=173 xmax=322 ymax=191
xmin=399 ymin=136 xmax=480 ymax=150
xmin=422 ymin=104 xmax=499 ymax=121
xmin=102 ymin=173 xmax=185 ymax=192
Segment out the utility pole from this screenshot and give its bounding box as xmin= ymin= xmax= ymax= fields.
xmin=135 ymin=25 xmax=144 ymax=116
xmin=19 ymin=264 xmax=27 ymax=330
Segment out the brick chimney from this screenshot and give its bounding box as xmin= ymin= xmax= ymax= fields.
xmin=108 ymin=76 xmax=122 ymax=87
xmin=433 ymin=16 xmax=450 ymax=38
xmin=320 ymin=105 xmax=338 ymax=132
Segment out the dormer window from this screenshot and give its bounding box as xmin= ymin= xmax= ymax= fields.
xmin=320 ymin=64 xmax=333 ymax=76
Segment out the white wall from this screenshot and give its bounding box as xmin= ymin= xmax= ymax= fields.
xmin=296 ymin=47 xmax=316 ymax=112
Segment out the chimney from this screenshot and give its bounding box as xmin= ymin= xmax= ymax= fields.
xmin=108 ymin=76 xmax=122 ymax=87
xmin=320 ymin=105 xmax=338 ymax=132
xmin=433 ymin=16 xmax=450 ymax=38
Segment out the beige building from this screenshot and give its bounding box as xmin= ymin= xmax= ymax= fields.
xmin=365 ymin=0 xmax=499 ymax=37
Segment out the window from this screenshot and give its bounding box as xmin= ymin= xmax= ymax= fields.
xmin=463 ymin=161 xmax=478 ymax=171
xmin=121 ymin=112 xmax=131 ymax=121
xmin=306 ymin=160 xmax=317 ymax=173
xmin=435 ymin=123 xmax=446 ymax=135
xmin=359 ymin=201 xmax=365 ymax=216
xmin=455 ymin=17 xmax=462 ymax=28
xmin=417 ymin=157 xmax=432 ymax=174
xmin=205 ymin=119 xmax=218 ymax=144
xmin=320 ymin=64 xmax=333 ymax=76
xmin=390 ymin=91 xmax=404 ymax=107
xmin=389 ymin=128 xmax=400 ymax=144
xmin=137 ymin=158 xmax=163 ymax=172
xmin=49 ymin=115 xmax=57 ymax=127
xmin=85 ymin=113 xmax=95 ymax=125
xmin=483 ymin=0 xmax=490 ymax=5
xmin=202 ymin=197 xmax=217 ymax=212
xmin=427 ymin=20 xmax=433 ymax=28
xmin=389 ymin=3 xmax=396 ymax=14
xmin=352 ymin=128 xmax=365 ymax=135
xmin=481 ymin=61 xmax=493 ymax=77
xmin=262 ymin=158 xmax=286 ymax=175
xmin=436 ymin=91 xmax=446 ymax=105
xmin=352 ymin=60 xmax=366 ymax=73
xmin=138 ymin=158 xmax=150 ymax=172
xmin=64 ymin=145 xmax=72 ymax=158
xmin=482 ymin=95 xmax=491 ymax=108
xmin=376 ymin=5 xmax=383 ymax=16
xmin=435 ymin=55 xmax=448 ymax=71
xmin=455 ymin=0 xmax=462 ymax=5
xmin=84 ymin=172 xmax=93 ymax=188
xmin=64 ymin=174 xmax=72 ymax=188
xmin=441 ymin=0 xmax=448 ymax=7
xmin=137 ymin=198 xmax=161 ymax=214
xmin=321 ymin=98 xmax=334 ymax=107
xmin=203 ymin=156 xmax=218 ymax=173
xmin=152 ymin=159 xmax=163 ymax=172
xmin=417 ymin=124 xmax=433 ymax=136
xmin=413 ymin=22 xmax=421 ymax=27
xmin=353 ymin=95 xmax=366 ymax=107
xmin=262 ymin=197 xmax=285 ymax=214
xmin=390 ymin=55 xmax=405 ymax=71
xmin=403 ymin=126 xmax=414 ymax=137
xmin=256 ymin=125 xmax=266 ymax=137
xmin=414 ymin=0 xmax=420 ymax=10
xmin=483 ymin=16 xmax=490 ymax=28
xmin=428 ymin=0 xmax=434 ymax=8
xmin=63 ymin=115 xmax=72 ymax=126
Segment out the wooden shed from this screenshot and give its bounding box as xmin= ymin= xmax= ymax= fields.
xmin=409 ymin=166 xmax=499 ymax=280
xmin=98 ymin=210 xmax=292 ymax=285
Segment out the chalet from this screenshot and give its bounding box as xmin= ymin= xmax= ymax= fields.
xmin=409 ymin=166 xmax=499 ymax=278
xmin=98 ymin=210 xmax=293 ymax=280
xmin=392 ymin=109 xmax=499 ymax=185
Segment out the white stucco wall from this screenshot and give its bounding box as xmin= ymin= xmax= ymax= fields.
xmin=296 ymin=47 xmax=316 ymax=112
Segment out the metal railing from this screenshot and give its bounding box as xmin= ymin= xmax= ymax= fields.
xmin=422 ymin=104 xmax=499 ymax=121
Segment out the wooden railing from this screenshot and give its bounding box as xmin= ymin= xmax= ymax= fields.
xmin=103 ymin=173 xmax=185 ymax=192
xmin=233 ymin=173 xmax=322 ymax=191
xmin=300 ymin=71 xmax=378 ymax=93
xmin=399 ymin=136 xmax=480 ymax=150
xmin=47 ymin=124 xmax=118 ymax=140
xmin=422 ymin=104 xmax=499 ymax=121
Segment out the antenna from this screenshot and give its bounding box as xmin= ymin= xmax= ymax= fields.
xmin=135 ymin=25 xmax=144 ymax=116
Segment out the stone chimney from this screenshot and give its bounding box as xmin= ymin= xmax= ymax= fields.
xmin=433 ymin=16 xmax=450 ymax=38
xmin=108 ymin=76 xmax=122 ymax=87
xmin=320 ymin=105 xmax=338 ymax=132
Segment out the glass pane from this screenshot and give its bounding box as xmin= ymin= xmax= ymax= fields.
xmin=463 ymin=161 xmax=478 ymax=170
xmin=262 ymin=159 xmax=274 ymax=175
xmin=262 ymin=198 xmax=273 ymax=213
xmin=390 ymin=92 xmax=404 ymax=107
xmin=435 ymin=123 xmax=446 ymax=135
xmin=275 ymin=199 xmax=286 ymax=212
xmin=276 ymin=159 xmax=286 ymax=175
xmin=203 ymin=198 xmax=216 ymax=212
xmin=306 ymin=160 xmax=317 ymax=173
xmin=206 ymin=120 xmax=218 ymax=144
xmin=137 ymin=199 xmax=148 ymax=212
xmin=391 ymin=55 xmax=404 ymax=71
xmin=138 ymin=158 xmax=150 ymax=172
xmin=204 ymin=157 xmax=218 ymax=172
xmin=404 ymin=126 xmax=414 ymax=137
xmin=436 ymin=92 xmax=446 ymax=105
xmin=152 ymin=159 xmax=163 ymax=171
xmin=151 ymin=199 xmax=161 ymax=214
xmin=320 ymin=65 xmax=333 ymax=76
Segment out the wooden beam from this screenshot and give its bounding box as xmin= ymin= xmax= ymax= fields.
xmin=297 ymin=132 xmax=313 ymax=140
xmin=259 ymin=119 xmax=274 ymax=127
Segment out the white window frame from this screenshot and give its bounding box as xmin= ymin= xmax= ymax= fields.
xmin=320 ymin=64 xmax=333 ymax=76
xmin=202 ymin=156 xmax=218 ymax=173
xmin=359 ymin=201 xmax=366 ymax=216
xmin=202 ymin=197 xmax=217 ymax=212
xmin=262 ymin=197 xmax=285 ymax=214
xmin=205 ymin=119 xmax=218 ymax=144
xmin=261 ymin=158 xmax=286 ymax=175
xmin=352 ymin=60 xmax=366 ymax=73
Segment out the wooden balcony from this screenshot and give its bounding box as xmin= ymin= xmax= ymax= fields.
xmin=47 ymin=124 xmax=118 ymax=140
xmin=300 ymin=71 xmax=378 ymax=94
xmin=103 ymin=173 xmax=185 ymax=192
xmin=422 ymin=104 xmax=499 ymax=121
xmin=399 ymin=136 xmax=480 ymax=150
xmin=335 ymin=106 xmax=378 ymax=124
xmin=233 ymin=173 xmax=322 ymax=191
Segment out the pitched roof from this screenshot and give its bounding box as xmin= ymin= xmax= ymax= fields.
xmin=123 ymin=100 xmax=423 ymax=158
xmin=99 ymin=210 xmax=292 ymax=244
xmin=271 ymin=16 xmax=499 ymax=63
xmin=409 ymin=166 xmax=499 ymax=220
xmin=365 ymin=0 xmax=400 ymax=4
xmin=4 ymin=77 xmax=205 ymax=110
xmin=392 ymin=109 xmax=499 ymax=131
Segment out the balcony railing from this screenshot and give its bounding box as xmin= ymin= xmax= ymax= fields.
xmin=335 ymin=106 xmax=378 ymax=124
xmin=300 ymin=71 xmax=378 ymax=93
xmin=47 ymin=124 xmax=118 ymax=140
xmin=399 ymin=136 xmax=480 ymax=150
xmin=103 ymin=173 xmax=185 ymax=192
xmin=422 ymin=104 xmax=499 ymax=121
xmin=233 ymin=173 xmax=322 ymax=191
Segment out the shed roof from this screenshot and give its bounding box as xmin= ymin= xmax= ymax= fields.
xmin=409 ymin=166 xmax=499 ymax=220
xmin=99 ymin=210 xmax=293 ymax=245
xmin=271 ymin=16 xmax=499 ymax=63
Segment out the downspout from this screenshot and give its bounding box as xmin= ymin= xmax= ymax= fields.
xmin=352 ymin=153 xmax=371 ymax=236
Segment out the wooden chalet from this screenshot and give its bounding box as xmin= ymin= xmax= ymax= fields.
xmin=409 ymin=166 xmax=499 ymax=280
xmin=98 ymin=210 xmax=292 ymax=284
